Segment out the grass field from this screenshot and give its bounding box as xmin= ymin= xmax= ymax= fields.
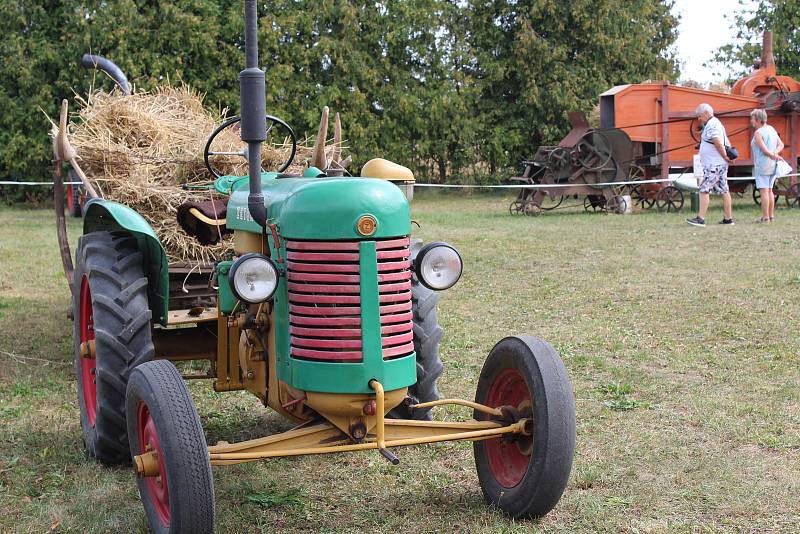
xmin=0 ymin=194 xmax=799 ymax=533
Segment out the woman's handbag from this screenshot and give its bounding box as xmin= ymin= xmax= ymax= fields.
xmin=776 ymin=159 xmax=792 ymax=177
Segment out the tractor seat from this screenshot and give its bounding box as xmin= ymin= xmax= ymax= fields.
xmin=177 ymin=199 xmax=231 ymax=245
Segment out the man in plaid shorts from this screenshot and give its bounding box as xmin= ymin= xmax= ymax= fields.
xmin=686 ymin=103 xmax=735 ymax=226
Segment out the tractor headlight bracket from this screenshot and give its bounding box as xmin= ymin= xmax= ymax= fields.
xmin=413 ymin=242 xmax=463 ymax=291
xmin=228 ymin=253 xmax=279 ymax=304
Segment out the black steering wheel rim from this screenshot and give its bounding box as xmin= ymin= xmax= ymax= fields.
xmin=204 ymin=115 xmax=297 ymax=178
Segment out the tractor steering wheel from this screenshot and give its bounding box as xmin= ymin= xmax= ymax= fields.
xmin=204 ymin=115 xmax=297 ymax=178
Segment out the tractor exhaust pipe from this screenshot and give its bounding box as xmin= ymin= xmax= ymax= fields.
xmin=241 ymin=0 xmax=268 ymax=228
xmin=81 ymin=54 xmax=131 ymax=95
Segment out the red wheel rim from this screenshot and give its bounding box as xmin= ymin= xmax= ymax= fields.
xmin=484 ymin=368 xmax=533 ymax=488
xmin=137 ymin=401 xmax=171 ymax=526
xmin=79 ymin=275 xmax=97 ymax=426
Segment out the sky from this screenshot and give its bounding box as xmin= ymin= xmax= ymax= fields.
xmin=671 ymin=0 xmax=759 ymax=85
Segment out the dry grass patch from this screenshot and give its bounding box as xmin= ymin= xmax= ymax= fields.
xmin=0 ymin=195 xmax=798 ymax=533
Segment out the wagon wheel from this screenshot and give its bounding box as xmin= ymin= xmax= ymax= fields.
xmin=655 ymin=186 xmax=684 ymax=212
xmin=752 ymin=186 xmax=762 ymax=205
xmin=547 ymin=147 xmax=570 ymax=171
xmin=605 ymin=195 xmax=628 ymax=215
xmin=509 ymin=200 xmax=525 ymax=215
xmin=631 ymin=184 xmax=655 ymax=209
xmin=626 ymin=165 xmax=645 ymax=194
xmin=574 ymin=131 xmax=613 ymax=171
xmin=523 ymin=199 xmax=542 ymax=217
xmin=583 ymin=196 xmax=604 ymax=212
xmin=773 ymin=179 xmax=786 ymax=204
xmin=785 ymin=183 xmax=800 ymax=209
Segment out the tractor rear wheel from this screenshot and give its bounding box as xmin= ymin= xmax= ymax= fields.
xmin=127 ymin=360 xmax=215 ymax=534
xmin=73 ymin=231 xmax=153 ymax=464
xmin=473 ymin=336 xmax=576 ymax=519
xmin=388 ymin=280 xmax=444 ymax=420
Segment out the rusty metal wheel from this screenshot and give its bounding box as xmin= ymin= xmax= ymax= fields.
xmin=575 ymin=131 xmax=613 ymax=171
xmin=655 ymin=186 xmax=684 ymax=212
xmin=607 ymin=195 xmax=628 ymax=214
xmin=785 ymin=183 xmax=800 ymax=209
xmin=522 ymin=200 xmax=542 ymax=217
xmin=509 ymin=200 xmax=525 ymax=215
xmin=583 ymin=196 xmax=604 ymax=212
xmin=631 ymin=184 xmax=655 ymax=209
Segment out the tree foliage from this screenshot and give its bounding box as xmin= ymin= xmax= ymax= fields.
xmin=1 ymin=0 xmax=679 ymax=197
xmin=712 ymin=1 xmax=800 ymax=82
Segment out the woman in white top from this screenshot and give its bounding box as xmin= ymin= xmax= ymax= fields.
xmin=750 ymin=108 xmax=784 ymax=223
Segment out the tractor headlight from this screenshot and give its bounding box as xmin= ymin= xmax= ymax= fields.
xmin=229 ymin=253 xmax=278 ymax=304
xmin=414 ymin=242 xmax=463 ymax=290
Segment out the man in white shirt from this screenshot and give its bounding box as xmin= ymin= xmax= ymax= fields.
xmin=686 ymin=103 xmax=734 ymax=226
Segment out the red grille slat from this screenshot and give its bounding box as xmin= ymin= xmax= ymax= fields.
xmin=288 ymin=293 xmax=361 ymax=305
xmin=286 ymin=241 xmax=360 ymax=251
xmin=288 ymin=282 xmax=360 ymax=294
xmin=290 ymin=304 xmax=361 ymax=316
xmin=379 ymin=301 xmax=413 ymax=315
xmin=383 ymin=342 xmax=415 ymax=358
xmin=287 ymin=238 xmax=414 ymax=363
xmin=291 ymin=347 xmax=362 ymax=362
xmin=286 ymin=251 xmax=360 ymax=262
xmin=375 ymin=237 xmax=411 ymax=249
xmin=291 ymin=315 xmax=361 ymax=327
xmin=378 ymin=280 xmax=412 ymax=293
xmin=380 ymin=311 xmax=413 ymax=324
xmin=292 ymin=337 xmax=362 ymax=350
xmin=287 ymin=261 xmax=360 ymax=274
xmin=381 ymin=321 xmax=413 ymax=335
xmin=378 ymin=271 xmax=412 ymax=283
xmin=379 ymin=291 xmax=412 ymax=303
xmin=291 ymin=326 xmax=363 ymax=337
xmin=288 ymin=272 xmax=361 ymax=283
xmin=382 ymin=331 xmax=414 ymax=347
xmin=376 ymin=249 xmax=411 ymax=260
xmin=378 ymin=259 xmax=411 ymax=272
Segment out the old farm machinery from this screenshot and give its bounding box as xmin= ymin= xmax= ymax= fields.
xmin=513 ymin=31 xmax=800 ymax=216
xmin=510 ymin=112 xmax=635 ymax=216
xmin=600 ymin=31 xmax=800 ymax=209
xmin=52 ymin=2 xmax=576 ymax=532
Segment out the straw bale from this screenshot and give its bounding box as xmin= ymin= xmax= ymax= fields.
xmin=62 ymin=85 xmax=345 ymax=264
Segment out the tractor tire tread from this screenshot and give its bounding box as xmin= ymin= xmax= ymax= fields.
xmin=73 ymin=231 xmax=153 ymax=465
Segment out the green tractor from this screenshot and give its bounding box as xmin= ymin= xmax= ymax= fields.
xmin=54 ymin=2 xmax=576 ymax=532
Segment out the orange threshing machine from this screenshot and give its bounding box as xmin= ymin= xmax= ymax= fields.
xmin=601 ymin=31 xmax=800 ymax=209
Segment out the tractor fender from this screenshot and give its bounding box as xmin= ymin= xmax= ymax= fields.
xmin=83 ymin=199 xmax=169 ymax=324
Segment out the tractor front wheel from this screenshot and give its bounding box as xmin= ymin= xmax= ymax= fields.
xmin=126 ymin=360 xmax=215 ymax=534
xmin=73 ymin=231 xmax=153 ymax=464
xmin=473 ymin=336 xmax=576 ymax=519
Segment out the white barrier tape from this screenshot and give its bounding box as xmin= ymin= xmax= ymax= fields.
xmin=0 ymin=181 xmax=82 ymax=186
xmin=414 ymin=173 xmax=800 ymax=189
xmin=3 ymin=173 xmax=798 ymax=190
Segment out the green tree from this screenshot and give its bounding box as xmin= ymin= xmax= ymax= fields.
xmin=711 ymin=1 xmax=800 ymax=81
xmin=464 ymin=0 xmax=679 ymax=175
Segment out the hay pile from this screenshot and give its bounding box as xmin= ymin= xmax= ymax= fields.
xmin=63 ymin=86 xmax=330 ymax=263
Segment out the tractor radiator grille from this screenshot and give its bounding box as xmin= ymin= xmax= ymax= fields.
xmin=286 ymin=237 xmax=413 ymax=363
